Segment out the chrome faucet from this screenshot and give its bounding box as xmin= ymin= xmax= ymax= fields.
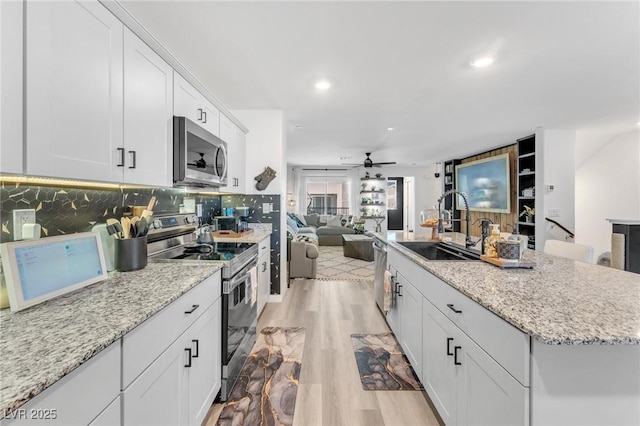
xmin=437 ymin=189 xmax=474 ymax=249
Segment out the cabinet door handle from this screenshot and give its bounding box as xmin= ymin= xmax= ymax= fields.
xmin=184 ymin=304 xmax=199 ymax=314
xmin=397 ymin=284 xmax=403 ymax=297
xmin=446 ymin=337 xmax=454 ymax=356
xmin=262 ymin=262 xmax=267 ymax=272
xmin=117 ymin=148 xmax=125 ymax=167
xmin=447 ymin=303 xmax=462 ymax=314
xmin=192 ymin=339 xmax=199 ymax=358
xmin=454 ymin=346 xmax=462 ymax=366
xmin=197 ymin=108 xmax=203 ymax=121
xmin=184 ymin=348 xmax=192 ymax=368
xmin=202 ymin=111 xmax=207 ymax=123
xmin=128 ymin=151 xmax=136 ymax=169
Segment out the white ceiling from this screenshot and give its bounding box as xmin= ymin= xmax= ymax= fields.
xmin=120 ymin=0 xmax=640 ymax=167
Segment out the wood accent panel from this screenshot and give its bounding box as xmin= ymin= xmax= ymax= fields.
xmin=459 ymin=145 xmax=518 ymax=238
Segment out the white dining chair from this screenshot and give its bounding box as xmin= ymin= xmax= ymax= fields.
xmin=543 ymin=239 xmax=594 ymax=263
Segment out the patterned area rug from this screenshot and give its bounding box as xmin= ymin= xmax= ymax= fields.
xmin=316 ymin=245 xmax=374 ymax=281
xmin=217 ymin=327 xmax=306 ymax=426
xmin=351 ymin=332 xmax=423 ymax=390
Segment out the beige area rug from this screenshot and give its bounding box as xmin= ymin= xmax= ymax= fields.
xmin=315 ymin=245 xmax=374 ymax=281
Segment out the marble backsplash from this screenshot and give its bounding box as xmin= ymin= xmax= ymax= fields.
xmin=0 ymin=181 xmax=283 ymax=294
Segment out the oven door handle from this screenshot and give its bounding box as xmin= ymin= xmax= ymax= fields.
xmin=225 ymin=260 xmax=258 ymax=293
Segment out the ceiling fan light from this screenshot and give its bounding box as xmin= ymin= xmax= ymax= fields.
xmin=470 ymin=57 xmax=494 ymax=68
xmin=314 ymin=79 xmax=331 ymax=90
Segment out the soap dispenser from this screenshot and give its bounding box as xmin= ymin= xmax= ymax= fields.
xmin=484 ymin=224 xmax=502 ymax=258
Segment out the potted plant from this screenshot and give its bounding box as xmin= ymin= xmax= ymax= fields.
xmin=520 ymin=205 xmax=535 ymax=223
xmin=361 ymin=183 xmax=367 ymax=191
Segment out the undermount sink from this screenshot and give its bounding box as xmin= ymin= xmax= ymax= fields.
xmin=397 ymin=241 xmax=481 ymax=261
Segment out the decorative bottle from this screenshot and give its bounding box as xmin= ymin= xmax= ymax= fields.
xmin=484 ymin=224 xmax=502 ymax=258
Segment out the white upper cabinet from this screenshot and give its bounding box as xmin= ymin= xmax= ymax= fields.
xmin=25 ymin=0 xmax=124 ymax=182
xmin=123 ymin=28 xmax=173 ymax=187
xmin=25 ymin=1 xmax=173 ymax=186
xmin=219 ymin=114 xmax=246 ymax=193
xmin=173 ymin=72 xmax=220 ymax=138
xmin=1 ymin=0 xmax=24 ymax=174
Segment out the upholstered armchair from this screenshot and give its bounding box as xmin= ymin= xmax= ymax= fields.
xmin=288 ymin=239 xmax=319 ymax=279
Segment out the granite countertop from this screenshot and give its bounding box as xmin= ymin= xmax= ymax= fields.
xmin=0 ymin=262 xmax=223 ymax=418
xmin=212 ymin=230 xmax=271 ymax=244
xmin=374 ymin=230 xmax=640 ymax=345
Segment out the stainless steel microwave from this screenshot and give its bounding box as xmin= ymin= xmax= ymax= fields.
xmin=173 ymin=116 xmax=228 ymax=187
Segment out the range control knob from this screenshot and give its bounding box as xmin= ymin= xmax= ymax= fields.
xmin=152 ymin=219 xmax=162 ymax=229
xmin=185 ymin=215 xmax=197 ymax=224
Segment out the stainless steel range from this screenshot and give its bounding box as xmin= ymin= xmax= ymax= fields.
xmin=147 ymin=213 xmax=258 ymax=402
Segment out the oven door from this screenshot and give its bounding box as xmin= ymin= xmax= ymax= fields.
xmin=221 ymin=259 xmax=257 ymax=400
xmin=173 ymin=116 xmax=228 ymax=187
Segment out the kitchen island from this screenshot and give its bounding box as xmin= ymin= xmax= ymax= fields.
xmin=0 ymin=262 xmax=223 ymax=422
xmin=374 ymin=230 xmax=640 ymax=425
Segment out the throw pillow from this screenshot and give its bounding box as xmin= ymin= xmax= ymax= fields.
xmin=326 ymin=215 xmax=343 ymax=227
xmin=287 ymin=213 xmax=306 ymax=228
xmin=293 ymin=213 xmax=308 ymax=226
xmin=287 ymin=216 xmax=299 ymax=232
xmin=304 ymin=214 xmax=319 ymax=227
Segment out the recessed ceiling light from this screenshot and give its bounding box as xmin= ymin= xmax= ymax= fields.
xmin=470 ymin=57 xmax=494 ymax=68
xmin=387 ymin=127 xmax=394 ymax=131
xmin=339 ymin=156 xmax=351 ymax=160
xmin=315 ymin=79 xmax=331 ymax=90
xmin=295 ymin=125 xmax=303 ymax=129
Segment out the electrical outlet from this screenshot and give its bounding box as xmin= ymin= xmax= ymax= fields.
xmin=13 ymin=209 xmax=36 ymax=241
xmin=548 ymin=208 xmax=560 ymax=218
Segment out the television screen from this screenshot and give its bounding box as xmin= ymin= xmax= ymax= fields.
xmin=455 ymin=153 xmax=511 ymax=213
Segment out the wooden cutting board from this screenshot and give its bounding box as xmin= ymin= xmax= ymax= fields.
xmin=480 ymin=255 xmax=536 ymax=269
xmin=211 ymin=229 xmax=254 ymax=238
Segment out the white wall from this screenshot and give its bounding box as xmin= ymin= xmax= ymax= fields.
xmin=536 ymin=129 xmax=577 ymax=248
xmin=575 ymin=130 xmax=640 ymax=257
xmin=231 ymin=109 xmax=288 ymax=300
xmin=232 ymin=109 xmax=285 ymax=196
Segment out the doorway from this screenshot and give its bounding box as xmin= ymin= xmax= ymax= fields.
xmin=387 ymin=177 xmax=404 ymax=230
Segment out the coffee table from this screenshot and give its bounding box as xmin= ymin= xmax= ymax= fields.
xmin=342 ymin=234 xmax=374 ymax=261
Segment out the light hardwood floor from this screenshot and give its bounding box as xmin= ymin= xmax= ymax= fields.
xmin=204 ymin=279 xmax=443 ymax=426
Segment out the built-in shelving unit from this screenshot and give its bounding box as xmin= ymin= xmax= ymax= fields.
xmin=516 ymin=135 xmax=536 ymax=249
xmin=360 ymin=177 xmax=386 ymax=223
xmin=442 ymin=159 xmax=461 ymax=232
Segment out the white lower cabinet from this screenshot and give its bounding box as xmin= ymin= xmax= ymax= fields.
xmin=423 ymin=298 xmax=529 ymax=426
xmin=88 ymin=396 xmax=121 ymax=426
xmin=257 ymin=236 xmax=271 ymax=316
xmin=123 ymin=300 xmax=221 ymax=426
xmin=122 ymin=272 xmax=222 ymax=426
xmin=2 ymin=342 xmax=121 ymax=426
xmin=188 ymin=298 xmax=222 ymax=426
xmin=123 ymin=333 xmax=190 ymax=426
xmin=396 ymin=272 xmax=423 ymax=379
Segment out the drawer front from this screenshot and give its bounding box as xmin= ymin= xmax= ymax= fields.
xmin=3 ymin=342 xmax=120 ymax=426
xmin=258 ymin=236 xmax=270 ymax=259
xmin=425 ymin=272 xmax=530 ymax=386
xmin=122 ymin=270 xmax=221 ymax=388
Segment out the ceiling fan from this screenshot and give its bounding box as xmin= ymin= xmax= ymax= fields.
xmin=344 ymin=152 xmax=397 ymax=168
xmin=187 ymin=153 xmax=211 ymax=170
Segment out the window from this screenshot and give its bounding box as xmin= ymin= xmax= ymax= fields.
xmin=306 ymin=179 xmax=350 ymax=215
